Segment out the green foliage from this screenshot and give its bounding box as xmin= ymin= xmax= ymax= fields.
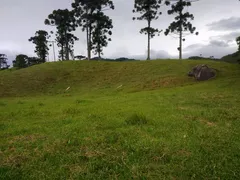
xmin=125 ymin=113 xmax=148 ymax=125
xmin=72 ymin=0 xmax=114 ymax=60
xmin=28 ymin=30 xmax=50 ymax=62
xmin=27 ymin=57 xmax=43 ymax=66
xmin=188 ymin=56 xmax=218 ymax=60
xmin=165 ymin=0 xmax=198 ymax=35
xmin=165 ymin=0 xmax=199 ymax=59
xmin=13 ymin=54 xmax=29 ymax=69
xmin=0 ymin=54 xmax=9 ymax=70
xmin=91 ymin=11 xmax=113 ymax=58
xmin=133 ymin=0 xmax=162 ymax=60
xmin=221 ymin=51 xmax=240 ymax=64
xmin=12 ymin=55 xmax=43 ymax=69
xmin=236 ymin=36 xmax=240 ymax=52
xmin=45 ymin=9 xmax=78 ymax=60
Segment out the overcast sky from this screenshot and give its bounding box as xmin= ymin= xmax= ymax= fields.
xmin=0 ymin=0 xmax=240 ymax=62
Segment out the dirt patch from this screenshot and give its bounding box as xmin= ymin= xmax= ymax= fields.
xmin=2 ymin=153 xmax=29 ymax=167
xmin=176 ymin=149 xmax=192 ymax=157
xmin=200 ymin=119 xmax=216 ymax=127
xmin=178 ymin=106 xmax=189 ymax=110
xmin=9 ymin=134 xmax=47 ymax=144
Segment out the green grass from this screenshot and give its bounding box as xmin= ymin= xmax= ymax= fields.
xmin=0 ymin=60 xmax=240 ymax=179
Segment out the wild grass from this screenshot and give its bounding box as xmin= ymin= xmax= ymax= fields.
xmin=0 ymin=60 xmax=240 ymax=179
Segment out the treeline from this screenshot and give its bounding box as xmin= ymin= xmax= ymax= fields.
xmin=1 ymin=0 xmax=239 ymax=70
xmin=5 ymin=0 xmax=199 ymax=69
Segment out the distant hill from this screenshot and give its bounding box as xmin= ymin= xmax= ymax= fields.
xmin=188 ymin=56 xmax=219 ymax=60
xmin=221 ymin=51 xmax=240 ymax=63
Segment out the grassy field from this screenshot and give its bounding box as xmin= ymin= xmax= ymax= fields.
xmin=0 ymin=60 xmax=240 ymax=179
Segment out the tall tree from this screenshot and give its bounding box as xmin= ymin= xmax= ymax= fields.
xmin=0 ymin=54 xmax=9 ymax=70
xmin=45 ymin=9 xmax=78 ymax=61
xmin=72 ymin=0 xmax=114 ymax=60
xmin=13 ymin=54 xmax=29 ymax=69
xmin=91 ymin=11 xmax=113 ymax=58
xmin=133 ymin=0 xmax=162 ymax=60
xmin=29 ymin=30 xmax=50 ymax=63
xmin=165 ymin=0 xmax=199 ymax=60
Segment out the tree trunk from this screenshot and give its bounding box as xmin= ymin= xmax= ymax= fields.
xmin=61 ymin=43 xmax=64 ymax=61
xmin=52 ymin=42 xmax=56 ymax=61
xmin=179 ymin=0 xmax=183 ymax=60
xmin=65 ymin=31 xmax=69 ymax=60
xmin=147 ymin=20 xmax=151 ymax=60
xmin=88 ymin=26 xmax=92 ymax=60
xmin=86 ymin=26 xmax=90 ymax=61
xmin=98 ymin=49 xmax=101 ymax=59
xmin=179 ymin=29 xmax=182 ymax=60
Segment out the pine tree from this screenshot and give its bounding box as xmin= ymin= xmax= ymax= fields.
xmin=29 ymin=30 xmax=50 ymax=63
xmin=133 ymin=0 xmax=162 ymax=60
xmin=72 ymin=0 xmax=114 ymax=60
xmin=45 ymin=9 xmax=78 ymax=61
xmin=165 ymin=0 xmax=199 ymax=59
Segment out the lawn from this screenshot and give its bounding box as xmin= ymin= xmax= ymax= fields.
xmin=0 ymin=60 xmax=240 ymax=179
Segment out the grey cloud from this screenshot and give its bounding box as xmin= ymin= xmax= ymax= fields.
xmin=184 ymin=43 xmax=203 ymax=51
xmin=183 ymin=39 xmax=230 ymax=53
xmin=130 ymin=49 xmax=172 ymax=60
xmin=209 ymin=40 xmax=229 ymax=47
xmin=183 ymin=43 xmax=237 ymax=59
xmin=207 ymin=17 xmax=240 ymax=31
xmin=210 ymin=31 xmax=240 ymax=43
xmin=107 ymin=48 xmax=172 ymax=60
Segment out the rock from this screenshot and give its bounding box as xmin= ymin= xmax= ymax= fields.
xmin=188 ymin=64 xmax=217 ymax=81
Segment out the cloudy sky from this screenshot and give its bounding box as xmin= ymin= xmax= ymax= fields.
xmin=0 ymin=0 xmax=240 ymax=62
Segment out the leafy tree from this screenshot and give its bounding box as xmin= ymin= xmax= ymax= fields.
xmin=28 ymin=30 xmax=50 ymax=63
xmin=72 ymin=0 xmax=114 ymax=60
xmin=165 ymin=0 xmax=199 ymax=59
xmin=236 ymin=36 xmax=240 ymax=52
xmin=45 ymin=9 xmax=78 ymax=61
xmin=13 ymin=54 xmax=29 ymax=69
xmin=133 ymin=0 xmax=162 ymax=60
xmin=0 ymin=54 xmax=9 ymax=70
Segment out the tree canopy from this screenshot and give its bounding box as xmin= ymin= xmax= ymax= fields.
xmin=72 ymin=0 xmax=114 ymax=60
xmin=29 ymin=30 xmax=50 ymax=63
xmin=45 ymin=9 xmax=78 ymax=61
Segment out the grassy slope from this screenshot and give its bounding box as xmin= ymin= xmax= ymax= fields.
xmin=1 ymin=60 xmax=236 ymax=97
xmin=221 ymin=51 xmax=240 ymax=64
xmin=0 ymin=60 xmax=240 ymax=179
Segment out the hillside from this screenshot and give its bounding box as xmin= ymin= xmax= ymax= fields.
xmin=0 ymin=60 xmax=239 ymax=97
xmin=1 ymin=60 xmax=240 ymax=179
xmin=221 ymin=51 xmax=240 ymax=63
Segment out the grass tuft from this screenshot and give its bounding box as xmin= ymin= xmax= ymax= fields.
xmin=125 ymin=113 xmax=149 ymax=125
